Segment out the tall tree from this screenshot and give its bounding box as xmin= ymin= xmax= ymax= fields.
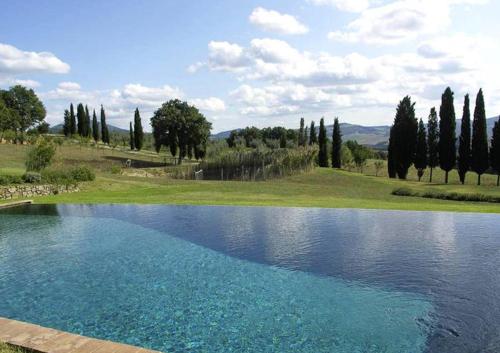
xmin=331 ymin=117 xmax=342 ymax=168
xmin=151 ymin=99 xmax=212 ymax=164
xmin=439 ymin=87 xmax=456 ymax=184
xmin=76 ymin=103 xmax=85 ymax=137
xmin=63 ymin=109 xmax=71 ymax=137
xmin=318 ymin=118 xmax=328 ymax=167
xmin=415 ymin=118 xmax=428 ymax=181
xmin=304 ymin=126 xmax=309 ymax=146
xmin=490 ymin=117 xmax=500 ymax=186
xmin=133 ymin=108 xmax=144 ymax=150
xmin=100 ymin=105 xmax=110 ymax=144
xmin=427 ymin=107 xmax=439 ymax=182
xmin=92 ymin=109 xmax=99 ymax=142
xmin=309 ymin=121 xmax=317 ymax=145
xmin=388 ymin=96 xmax=418 ymax=179
xmin=279 ymin=130 xmax=287 ymax=148
xmin=471 ymin=88 xmax=489 ymax=185
xmin=129 ymin=122 xmax=135 ymax=150
xmin=457 ymin=94 xmax=471 ymax=184
xmin=387 ymin=126 xmax=396 ymax=178
xmin=1 ymin=85 xmax=46 ymax=142
xmin=298 ymin=117 xmax=305 ymax=146
xmin=69 ymin=103 xmax=76 ymax=135
xmin=85 ymin=105 xmax=91 ymax=137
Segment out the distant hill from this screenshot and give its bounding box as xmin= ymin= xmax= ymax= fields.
xmin=212 ymin=117 xmax=499 ymax=150
xmin=49 ymin=123 xmax=128 ymax=134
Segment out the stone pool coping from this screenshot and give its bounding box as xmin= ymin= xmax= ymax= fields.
xmin=0 ymin=318 xmax=161 ymax=353
xmin=0 ymin=200 xmax=33 ymax=209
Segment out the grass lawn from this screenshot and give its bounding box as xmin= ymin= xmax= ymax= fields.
xmin=0 ymin=343 xmax=25 ymax=353
xmin=1 ymin=143 xmax=500 ymax=213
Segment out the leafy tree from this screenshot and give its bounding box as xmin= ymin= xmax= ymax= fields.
xmin=134 ymin=108 xmax=144 ymax=150
xmin=457 ymin=94 xmax=471 ymax=184
xmin=388 ymin=96 xmax=418 ymax=179
xmin=151 ymin=99 xmax=212 ymax=164
xmin=298 ymin=117 xmax=305 ymax=146
xmin=69 ymin=103 xmax=76 ymax=135
xmin=25 ymin=138 xmax=56 ymax=171
xmin=1 ymin=85 xmax=46 ymax=141
xmin=345 ymin=140 xmax=371 ymax=172
xmin=309 ymin=121 xmax=317 ymax=145
xmin=427 ymin=107 xmax=439 ymax=182
xmin=63 ymin=109 xmax=71 ymax=137
xmin=414 ymin=118 xmax=428 ymax=181
xmin=331 ymin=117 xmax=342 ymax=168
xmin=318 ymin=118 xmax=328 ymax=167
xmin=92 ymin=110 xmax=99 ymax=142
xmin=129 ymin=122 xmax=135 ymax=150
xmin=100 ymin=105 xmax=110 ymax=144
xmin=0 ymin=97 xmax=19 ymax=140
xmin=490 ymin=117 xmax=500 ymax=186
xmin=471 ymin=89 xmax=489 ymax=185
xmin=76 ymin=103 xmax=85 ymax=136
xmin=439 ymin=87 xmax=456 ymax=184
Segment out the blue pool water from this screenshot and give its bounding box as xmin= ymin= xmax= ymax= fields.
xmin=0 ymin=205 xmax=499 ymax=352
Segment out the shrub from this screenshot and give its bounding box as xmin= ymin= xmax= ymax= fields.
xmin=70 ymin=166 xmax=95 ymax=182
xmin=22 ymin=172 xmax=42 ymax=183
xmin=25 ymin=138 xmax=56 ymax=171
xmin=392 ymin=187 xmax=500 ymax=203
xmin=0 ymin=174 xmax=23 ymax=185
xmin=110 ymin=165 xmax=122 ymax=175
xmin=391 ymin=187 xmax=416 ymax=197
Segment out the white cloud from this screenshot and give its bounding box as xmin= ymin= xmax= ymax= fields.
xmin=58 ymin=81 xmax=81 ymax=90
xmin=190 ymin=97 xmax=226 ymax=112
xmin=207 ymin=41 xmax=249 ymax=71
xmin=249 ymin=7 xmax=309 ymax=35
xmin=0 ymin=43 xmax=70 ymax=74
xmin=120 ymin=83 xmax=183 ymax=107
xmin=307 ymin=0 xmax=370 ymax=12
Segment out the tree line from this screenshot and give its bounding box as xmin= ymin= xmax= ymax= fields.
xmin=388 ymin=87 xmax=500 ymax=185
xmin=63 ymin=103 xmax=110 ymax=144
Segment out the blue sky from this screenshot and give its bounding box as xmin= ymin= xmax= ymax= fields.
xmin=1 ymin=0 xmax=499 ymax=132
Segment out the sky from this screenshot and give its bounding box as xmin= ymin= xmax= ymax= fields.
xmin=1 ymin=0 xmax=499 ymax=133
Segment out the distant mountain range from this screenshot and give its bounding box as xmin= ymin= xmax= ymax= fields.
xmin=49 ymin=123 xmax=128 ymax=134
xmin=211 ymin=117 xmax=499 ymax=149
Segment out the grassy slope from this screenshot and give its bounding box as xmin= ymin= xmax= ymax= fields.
xmin=1 ymin=144 xmax=500 ymax=213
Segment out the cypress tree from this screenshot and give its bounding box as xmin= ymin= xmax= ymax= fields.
xmin=298 ymin=117 xmax=305 ymax=146
xmin=100 ymin=105 xmax=109 ymax=144
xmin=69 ymin=103 xmax=76 ymax=135
xmin=304 ymin=126 xmax=309 ymax=146
xmin=92 ymin=109 xmax=99 ymax=142
xmin=309 ymin=121 xmax=317 ymax=145
xmin=331 ymin=117 xmax=342 ymax=168
xmin=133 ymin=108 xmax=144 ymax=150
xmin=85 ymin=105 xmax=91 ymax=137
xmin=439 ymin=87 xmax=456 ymax=184
xmin=318 ymin=118 xmax=328 ymax=167
xmin=387 ymin=126 xmax=396 ymax=178
xmin=471 ymin=89 xmax=489 ymax=185
xmin=490 ymin=117 xmax=500 ymax=186
xmin=457 ymin=94 xmax=471 ymax=184
xmin=129 ymin=122 xmax=135 ymax=150
xmin=63 ymin=109 xmax=70 ymax=137
xmin=389 ymin=96 xmax=418 ymax=179
xmin=415 ymin=118 xmax=428 ymax=181
xmin=427 ymin=108 xmax=439 ymax=182
xmin=279 ymin=131 xmax=287 ymax=148
xmin=76 ymin=103 xmax=85 ymax=137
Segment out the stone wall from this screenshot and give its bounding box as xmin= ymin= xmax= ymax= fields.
xmin=0 ymin=184 xmax=79 ymax=200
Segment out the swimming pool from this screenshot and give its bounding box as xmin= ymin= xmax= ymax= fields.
xmin=1 ymin=204 xmax=499 ymax=352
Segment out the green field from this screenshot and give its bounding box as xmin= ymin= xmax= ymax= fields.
xmin=1 ymin=143 xmax=500 ymax=213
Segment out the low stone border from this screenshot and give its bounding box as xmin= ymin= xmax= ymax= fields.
xmin=0 ymin=184 xmax=79 ymax=200
xmin=0 ymin=200 xmax=33 ymax=209
xmin=0 ymin=317 xmax=160 ymax=353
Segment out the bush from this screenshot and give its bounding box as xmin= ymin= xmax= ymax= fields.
xmin=22 ymin=172 xmax=42 ymax=183
xmin=0 ymin=174 xmax=23 ymax=185
xmin=392 ymin=187 xmax=500 ymax=203
xmin=70 ymin=166 xmax=95 ymax=182
xmin=391 ymin=187 xmax=416 ymax=197
xmin=25 ymin=138 xmax=56 ymax=171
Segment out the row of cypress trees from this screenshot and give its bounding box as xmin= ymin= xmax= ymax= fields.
xmin=63 ymin=103 xmax=110 ymax=144
xmin=388 ymin=87 xmax=500 ymax=185
xmin=128 ymin=108 xmax=144 ymax=151
xmin=297 ymin=117 xmax=342 ymax=168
